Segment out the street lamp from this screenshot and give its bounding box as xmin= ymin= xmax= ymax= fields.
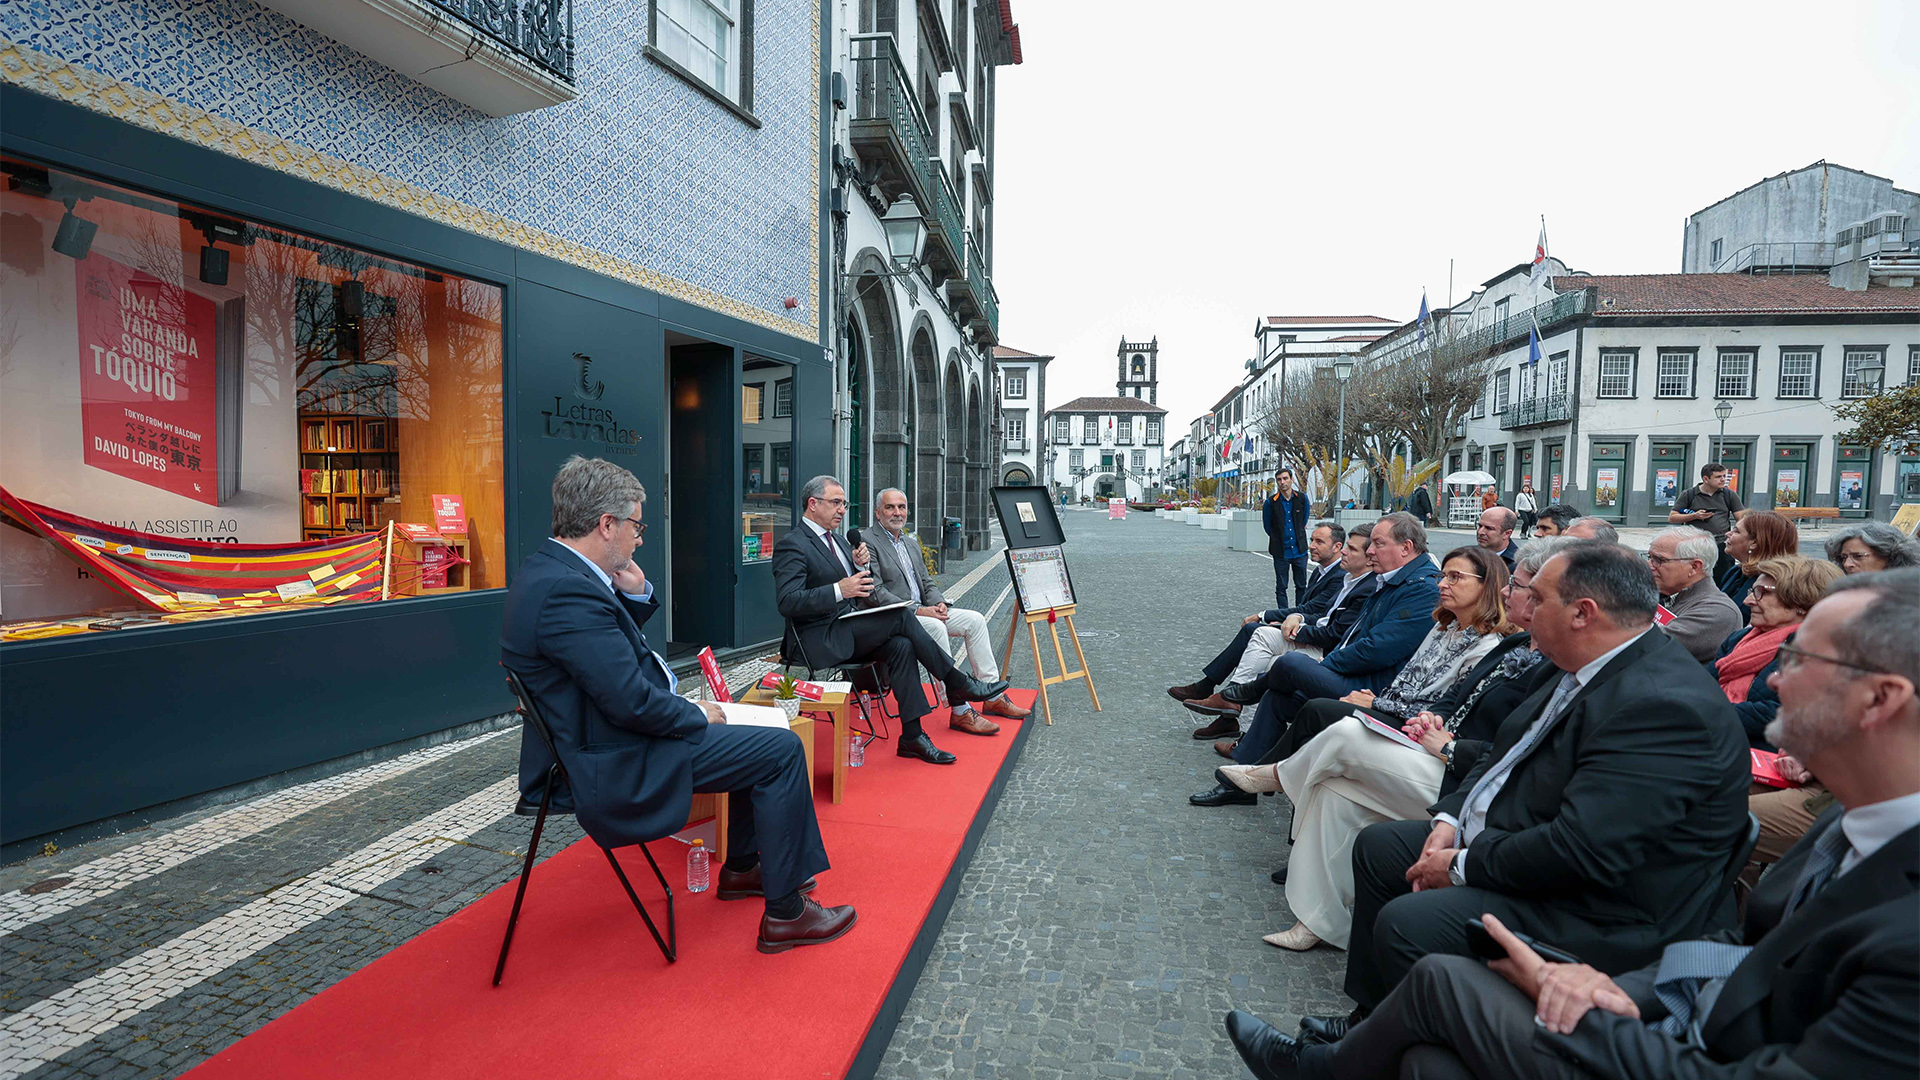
xmin=1333 ymin=359 xmax=1355 ymax=504
xmin=1713 ymin=399 xmax=1733 ymax=464
xmin=880 ymin=193 xmax=928 ymax=269
xmin=1854 ymin=359 xmax=1887 ymax=396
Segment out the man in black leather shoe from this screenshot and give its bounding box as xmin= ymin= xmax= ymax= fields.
xmin=773 ymin=475 xmax=1009 ymax=766
xmin=503 ymin=457 xmax=855 ymax=952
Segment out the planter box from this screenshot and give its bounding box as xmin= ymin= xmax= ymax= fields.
xmin=1201 ymin=514 xmax=1228 ymax=531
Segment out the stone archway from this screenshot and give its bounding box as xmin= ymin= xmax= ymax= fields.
xmin=966 ymin=374 xmax=986 ymax=548
xmin=1002 ymin=464 xmax=1032 ymax=485
xmin=943 ymin=356 xmax=966 ymax=551
xmin=847 ymin=249 xmax=907 ymax=506
xmin=1094 ymin=473 xmax=1118 ymax=499
xmin=909 ymin=320 xmax=943 ymax=540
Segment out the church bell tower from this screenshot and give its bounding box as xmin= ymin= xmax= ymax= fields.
xmin=1116 ymin=337 xmax=1158 ymax=404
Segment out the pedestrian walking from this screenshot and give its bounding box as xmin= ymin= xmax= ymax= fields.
xmin=1263 ymin=467 xmax=1312 ymax=609
xmin=1513 ymin=480 xmax=1538 ymax=537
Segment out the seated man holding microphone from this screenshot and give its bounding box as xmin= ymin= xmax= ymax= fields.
xmin=773 ymin=475 xmax=1009 ymax=765
xmin=853 ymin=488 xmax=1030 ymax=736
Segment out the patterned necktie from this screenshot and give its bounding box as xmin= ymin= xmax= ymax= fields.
xmin=1654 ymin=814 xmax=1849 ymax=1040
xmin=1460 ymin=672 xmax=1580 ymax=845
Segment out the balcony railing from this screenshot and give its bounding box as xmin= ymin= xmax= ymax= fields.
xmin=1004 ymin=437 xmax=1030 ymax=452
xmin=948 ymin=231 xmax=1000 ymax=342
xmin=1712 ymin=241 xmax=1836 ymax=275
xmin=1370 ymin=289 xmax=1592 ymax=370
xmin=1499 ymin=392 xmax=1573 ymax=430
xmin=424 ymin=0 xmax=574 ymax=83
xmin=849 ymin=35 xmax=961 ymax=281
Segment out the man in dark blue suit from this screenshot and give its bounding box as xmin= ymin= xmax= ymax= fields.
xmin=502 ymin=456 xmax=855 ymax=953
xmin=1192 ymin=514 xmax=1442 ymax=806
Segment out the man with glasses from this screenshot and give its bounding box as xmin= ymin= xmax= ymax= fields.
xmin=1284 ymin=541 xmax=1747 ymax=1046
xmin=1225 ymin=569 xmax=1918 ymax=1080
xmin=502 ymin=457 xmax=857 ymax=953
xmin=1646 ymin=526 xmax=1743 ymax=662
xmin=773 ymin=476 xmax=1009 ymax=765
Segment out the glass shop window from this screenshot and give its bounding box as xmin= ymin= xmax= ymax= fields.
xmin=0 ymin=157 xmax=505 ymax=642
xmin=740 ymin=355 xmax=794 ymax=562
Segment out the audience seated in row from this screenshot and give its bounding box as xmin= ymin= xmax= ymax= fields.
xmin=1225 ymin=567 xmax=1920 ymax=1080
xmin=1824 ymin=519 xmax=1920 ymax=574
xmin=1188 ymin=515 xmax=1442 ymax=805
xmin=1647 ymin=525 xmax=1744 ymax=662
xmin=1220 ymin=540 xmax=1561 ymax=953
xmin=1717 ymin=509 xmax=1800 ymax=617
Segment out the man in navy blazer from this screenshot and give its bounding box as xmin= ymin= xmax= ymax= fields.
xmin=1192 ymin=514 xmax=1442 ymax=806
xmin=502 ymin=456 xmax=855 ymax=953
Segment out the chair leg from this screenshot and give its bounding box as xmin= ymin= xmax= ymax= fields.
xmin=605 ymin=844 xmax=677 ymax=963
xmin=492 ymin=772 xmax=555 ymax=987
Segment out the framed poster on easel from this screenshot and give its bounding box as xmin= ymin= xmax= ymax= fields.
xmin=989 ymin=486 xmax=1099 ymax=724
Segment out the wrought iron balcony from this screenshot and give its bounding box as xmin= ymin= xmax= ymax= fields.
xmin=424 ymin=0 xmax=574 ymax=84
xmin=947 ymin=232 xmax=1000 ymax=343
xmin=1499 ymin=392 xmax=1573 ymax=430
xmin=1004 ymin=437 xmax=1030 ymax=452
xmin=849 ymin=34 xmax=963 ymax=283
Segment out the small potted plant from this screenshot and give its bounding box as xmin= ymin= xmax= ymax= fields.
xmin=772 ymin=674 xmax=805 ymax=722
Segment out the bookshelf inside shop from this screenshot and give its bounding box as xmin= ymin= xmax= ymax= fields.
xmin=298 ymin=412 xmax=399 ymax=539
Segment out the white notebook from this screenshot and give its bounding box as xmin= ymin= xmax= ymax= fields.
xmin=716 ymin=702 xmax=794 ymax=729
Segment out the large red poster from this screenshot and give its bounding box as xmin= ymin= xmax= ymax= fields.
xmin=75 ymin=252 xmax=222 ymax=505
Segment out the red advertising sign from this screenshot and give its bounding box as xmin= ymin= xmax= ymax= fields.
xmin=74 ymin=252 xmax=222 ymax=504
xmin=697 ymin=647 xmax=730 ymax=702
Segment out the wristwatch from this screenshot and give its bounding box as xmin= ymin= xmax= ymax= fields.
xmin=1439 ymin=739 xmax=1456 ymax=768
xmin=1448 ymin=849 xmax=1468 ymax=887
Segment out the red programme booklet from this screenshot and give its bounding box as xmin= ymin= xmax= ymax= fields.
xmin=1750 ymin=748 xmax=1801 ymax=789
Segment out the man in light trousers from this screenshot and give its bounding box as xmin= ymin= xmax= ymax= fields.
xmin=859 ymin=489 xmax=1030 ymax=734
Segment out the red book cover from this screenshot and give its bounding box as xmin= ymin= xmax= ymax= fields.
xmin=759 ymin=671 xmax=826 ymax=701
xmin=431 ymin=493 xmax=467 ymax=534
xmin=1654 ymin=604 xmax=1676 ymax=626
xmin=421 ymin=545 xmax=452 ymax=589
xmin=1750 ymin=749 xmax=1798 ymax=789
xmin=394 ymin=522 xmax=439 ymax=543
xmin=697 ymin=647 xmax=730 ymax=702
xmin=74 ymin=252 xmax=225 ymax=505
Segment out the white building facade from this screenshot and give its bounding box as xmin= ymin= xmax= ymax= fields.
xmin=1042 ymin=340 xmax=1169 ymax=500
xmin=993 ymin=345 xmax=1050 ymax=485
xmin=830 ymin=0 xmax=1022 ymax=552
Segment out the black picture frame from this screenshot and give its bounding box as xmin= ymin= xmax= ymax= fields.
xmin=991 ymin=485 xmax=1066 ymax=549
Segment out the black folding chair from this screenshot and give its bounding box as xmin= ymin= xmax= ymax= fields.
xmin=1724 ymin=811 xmax=1763 ymax=924
xmin=493 ymin=668 xmax=676 ymax=986
xmin=782 ymin=617 xmax=899 ymax=744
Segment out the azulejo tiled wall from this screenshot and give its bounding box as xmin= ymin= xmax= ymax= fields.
xmin=0 ymin=0 xmax=819 ymax=338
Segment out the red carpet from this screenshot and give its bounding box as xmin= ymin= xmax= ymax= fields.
xmin=184 ymin=689 xmax=1035 ymax=1080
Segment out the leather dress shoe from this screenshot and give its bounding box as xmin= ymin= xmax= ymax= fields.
xmin=897 ymin=731 xmax=957 ymax=764
xmin=1190 ymin=783 xmax=1257 ymax=807
xmin=757 ymin=898 xmax=858 ymax=953
xmin=1220 ymin=680 xmax=1265 ymax=706
xmin=981 ymin=694 xmax=1031 ymax=720
xmin=948 ymin=710 xmax=1002 ymax=736
xmin=1225 ymin=1010 xmax=1311 ymax=1080
xmin=714 ymin=864 xmax=818 ymax=901
xmin=1182 ymin=693 xmax=1243 ymax=717
xmin=1269 ymin=866 xmax=1288 ymax=885
xmin=1298 ymin=1009 xmax=1364 ymax=1045
xmin=1167 ymin=681 xmax=1213 ymax=702
xmin=1191 ymin=715 xmax=1241 ymax=740
xmin=947 ymin=673 xmax=1011 ymax=705
xmin=1214 ymin=739 xmax=1239 ymax=759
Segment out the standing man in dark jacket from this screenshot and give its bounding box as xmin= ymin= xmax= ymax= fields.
xmin=1265 ymin=468 xmax=1312 ymax=609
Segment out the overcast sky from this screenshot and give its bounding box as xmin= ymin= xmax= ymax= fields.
xmin=987 ymin=0 xmax=1919 ymax=432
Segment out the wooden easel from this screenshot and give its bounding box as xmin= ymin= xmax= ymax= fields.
xmin=998 ymin=600 xmax=1100 ymax=725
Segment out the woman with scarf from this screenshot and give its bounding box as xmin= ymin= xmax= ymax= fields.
xmin=1215 ymin=542 xmax=1545 ymax=953
xmin=1714 ymin=554 xmax=1842 ymax=748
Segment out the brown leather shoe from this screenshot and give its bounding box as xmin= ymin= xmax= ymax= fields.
xmin=981 ymin=695 xmax=1031 ymax=720
xmin=715 ymin=864 xmax=818 ymax=901
xmin=948 ymin=710 xmax=1002 ymax=736
xmin=1167 ymin=681 xmax=1213 ymax=702
xmin=1214 ymin=739 xmax=1238 ymax=759
xmin=1191 ymin=715 xmax=1242 ymax=740
xmin=757 ymin=898 xmax=858 ymax=953
xmin=1182 ymin=693 xmax=1243 ymax=717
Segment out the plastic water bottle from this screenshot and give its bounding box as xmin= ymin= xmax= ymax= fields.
xmin=686 ymin=839 xmax=709 ymax=893
xmin=848 ymin=733 xmax=866 ymax=768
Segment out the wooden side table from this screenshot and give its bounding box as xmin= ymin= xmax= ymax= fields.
xmin=741 ymin=688 xmax=851 ymax=804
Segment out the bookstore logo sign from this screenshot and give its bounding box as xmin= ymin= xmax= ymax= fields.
xmin=540 ymin=352 xmax=640 ymax=455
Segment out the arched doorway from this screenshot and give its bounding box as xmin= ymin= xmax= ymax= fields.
xmin=910 ymin=323 xmax=942 ymax=539
xmin=943 ymin=357 xmax=965 ymax=549
xmin=1002 ymin=465 xmax=1032 ymax=485
xmin=966 ymin=375 xmax=985 ymax=549
xmin=1095 ymin=473 xmax=1117 ymax=499
xmin=848 ymin=255 xmax=907 ymax=505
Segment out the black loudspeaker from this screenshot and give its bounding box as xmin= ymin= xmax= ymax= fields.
xmin=199 ymin=244 xmax=229 ymax=286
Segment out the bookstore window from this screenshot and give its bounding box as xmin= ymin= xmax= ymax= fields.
xmin=0 ymin=157 xmax=505 ymax=642
xmin=740 ymin=355 xmax=794 ymax=562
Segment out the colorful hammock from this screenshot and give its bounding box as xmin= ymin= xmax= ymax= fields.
xmin=0 ymin=485 xmax=388 ymax=615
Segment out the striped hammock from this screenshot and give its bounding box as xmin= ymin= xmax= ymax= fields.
xmin=0 ymin=485 xmax=389 ymax=615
